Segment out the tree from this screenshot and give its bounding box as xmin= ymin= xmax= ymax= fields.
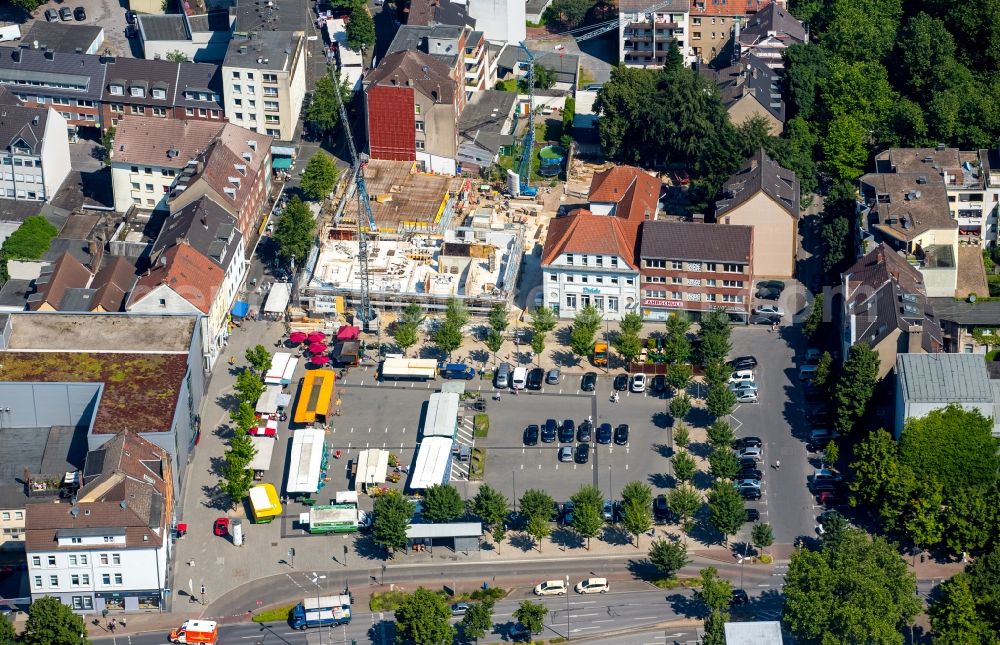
xmin=520 ymin=489 xmax=556 ymax=523
xmin=708 ymin=447 xmax=739 ymax=481
xmin=391 ymin=321 xmax=419 ymax=356
xmin=707 ymin=480 xmax=745 ymax=543
xmin=0 ymin=613 xmax=14 ymax=645
xmin=812 ymin=351 xmax=834 ymax=391
xmin=345 ymin=6 xmax=375 ymax=50
xmin=529 ymin=332 xmax=545 ymax=365
xmin=300 ymin=152 xmax=340 ymax=201
xmin=943 ymin=486 xmax=997 ymax=557
xmin=530 ymin=306 xmax=557 ymax=335
xmin=848 ymin=428 xmax=902 ymax=509
xmin=819 ymin=0 xmax=902 ymax=63
xmin=218 ymin=451 xmax=253 ymax=507
xmin=620 ymin=311 xmax=643 ymax=336
xmin=821 ymin=215 xmax=853 ymax=276
xmin=306 ymin=71 xmax=349 ymax=137
xmin=166 ymin=50 xmax=189 ymax=62
xmin=822 ymin=115 xmax=870 ymax=182
xmin=422 ymin=484 xmax=465 ymax=522
xmin=234 ymin=369 xmax=265 ymax=404
xmin=570 ymin=485 xmax=605 ymax=550
xmin=899 ymin=405 xmax=1000 ymax=490
xmin=399 ymin=302 xmax=424 ymax=328
xmin=574 ymin=304 xmax=603 ymax=336
xmin=823 ymin=440 xmax=840 ymax=469
xmin=395 ymin=587 xmax=454 ymax=645
xmin=703 ymin=358 xmax=730 ymax=390
xmin=21 ymin=596 xmax=87 ymax=645
xmin=698 ymin=310 xmax=731 ymax=343
xmin=663 ymin=314 xmax=692 ymax=364
xmin=783 ymin=43 xmax=828 ymax=120
xmin=833 ymin=343 xmax=880 ymax=433
xmin=432 ymin=321 xmax=463 ymax=359
xmin=543 ymin=0 xmax=591 ymax=30
xmin=488 ymin=304 xmax=509 ymax=333
xmin=669 ymin=393 xmax=692 ymax=421
xmin=445 ymin=297 xmax=470 ymax=329
xmin=461 ymin=601 xmax=494 ymax=642
xmin=11 ymin=0 xmax=45 ymax=13
xmin=2 ymin=215 xmax=57 ymax=260
xmin=667 ymin=485 xmax=702 ymax=529
xmin=673 ymin=422 xmax=690 ymax=448
xmin=695 ymin=567 xmax=733 ymax=614
xmin=817 ymin=511 xmax=850 ymax=548
xmin=521 ymin=65 xmax=557 ymax=91
xmin=100 ymin=126 xmax=115 ymax=167
xmin=471 ymin=484 xmax=508 ymax=531
xmin=671 ymin=451 xmax=697 ymax=484
xmin=902 ymin=477 xmax=946 ymax=549
xmin=569 ymin=321 xmax=597 ymax=360
xmin=372 ymin=489 xmax=413 ymax=555
xmin=526 ymin=514 xmax=550 ymax=552
xmin=621 ymin=481 xmax=653 ymax=547
xmin=706 ymin=420 xmax=735 ymax=449
xmin=648 ymin=536 xmax=689 ymax=579
xmin=245 ymin=344 xmax=271 ymax=374
xmin=801 ymin=293 xmax=825 ymax=338
xmin=706 ymin=385 xmax=737 ymax=418
xmin=229 ymin=401 xmax=257 ymax=434
xmin=930 ymin=573 xmax=992 ymax=643
xmin=513 ymin=600 xmax=548 ymax=636
xmin=491 ymin=524 xmax=506 ymax=555
xmin=613 ymin=331 xmax=642 ymax=366
xmin=272 ymin=196 xmax=316 ymax=266
xmin=966 ymin=549 xmax=1000 ymax=635
xmin=751 ymin=522 xmax=774 ymax=556
xmin=484 ymin=330 xmax=504 ymax=364
xmin=665 ymin=363 xmax=693 ymax=393
xmin=703 ymin=609 xmax=729 ymax=645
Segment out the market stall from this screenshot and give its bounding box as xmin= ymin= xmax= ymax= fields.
xmin=248 ymin=483 xmax=282 ymax=523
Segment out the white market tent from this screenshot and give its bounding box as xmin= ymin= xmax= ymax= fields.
xmin=353 ymin=449 xmax=389 ymax=491
xmin=286 ymin=428 xmax=327 ymax=494
xmin=410 ymin=436 xmax=454 ymax=490
xmin=248 ymin=436 xmax=275 ymax=473
xmin=265 ymin=353 xmax=299 ymax=385
xmin=421 ymin=392 xmax=459 ymax=439
xmin=255 ymin=384 xmax=283 ymax=414
xmin=264 ymin=282 xmax=292 ymax=314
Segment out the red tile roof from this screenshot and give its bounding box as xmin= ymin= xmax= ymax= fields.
xmin=180 ymin=123 xmax=271 ymax=213
xmin=690 ymin=0 xmax=775 ymax=16
xmin=130 ymin=242 xmax=223 ymax=314
xmin=112 ymin=116 xmax=225 ymax=168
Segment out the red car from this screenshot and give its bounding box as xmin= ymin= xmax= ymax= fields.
xmin=817 ymin=491 xmax=844 ymax=506
xmin=213 ymin=517 xmax=229 ymax=537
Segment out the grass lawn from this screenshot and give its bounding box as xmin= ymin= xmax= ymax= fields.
xmin=251 ymin=604 xmax=294 ymax=623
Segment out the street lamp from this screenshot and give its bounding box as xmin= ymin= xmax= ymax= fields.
xmin=565 ymin=574 xmax=570 ymax=640
xmin=310 ymin=573 xmax=327 ymax=645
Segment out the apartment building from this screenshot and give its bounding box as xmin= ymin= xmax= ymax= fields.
xmin=101 ymin=57 xmax=224 ymax=129
xmin=703 ymin=53 xmax=785 ymax=134
xmin=619 ymin=0 xmax=692 ymax=68
xmin=735 ymin=2 xmax=806 ymax=68
xmin=689 ymin=0 xmax=777 ymax=65
xmin=639 ymin=220 xmax=754 ymax=322
xmin=25 ymin=431 xmax=172 ymax=613
xmin=222 ymin=31 xmax=307 ymax=141
xmin=386 ymin=24 xmax=489 ymax=101
xmin=0 ymin=48 xmax=105 ymax=129
xmin=0 ymin=104 xmax=70 ymax=202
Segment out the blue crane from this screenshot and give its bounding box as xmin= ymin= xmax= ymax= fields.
xmin=516 ymin=41 xmax=538 ymax=198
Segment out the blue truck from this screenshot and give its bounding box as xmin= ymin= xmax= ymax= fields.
xmin=438 ymin=362 xmax=475 ymax=379
xmin=290 ymin=594 xmax=352 ymax=630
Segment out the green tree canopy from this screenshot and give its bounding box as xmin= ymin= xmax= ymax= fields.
xmin=2 ymin=216 xmax=57 ymax=260
xmin=461 ymin=600 xmax=494 ymax=642
xmin=570 ymin=484 xmax=605 ymax=549
xmin=245 ymin=344 xmax=271 ymax=374
xmin=706 ymin=420 xmax=735 ymax=449
xmin=422 ymin=484 xmax=465 ymax=522
xmin=706 ymin=385 xmax=737 ymax=418
xmin=667 ymin=485 xmax=702 ymax=529
xmin=391 ymin=320 xmax=419 ymax=356
xmin=671 ymin=450 xmax=697 ymax=484
xmin=833 ymin=343 xmax=879 ymax=433
xmin=669 ymin=393 xmax=692 ymax=421
xmin=529 ymin=305 xmax=556 ymax=335
xmin=470 ymin=484 xmax=509 ymax=531
xmin=708 ymin=447 xmax=739 ymax=481
xmin=305 ymin=71 xmax=349 ymax=137
xmin=519 ymin=489 xmax=556 ymax=523
xmin=707 ymin=480 xmax=745 ymax=543
xmin=395 ymin=587 xmax=454 ymax=645
xmin=695 ymin=567 xmax=733 ymax=614
xmin=899 ymin=405 xmax=1000 ymax=490
xmin=526 ymin=514 xmax=550 ymax=552
xmin=648 ymin=536 xmax=689 ymax=579
xmin=273 ymin=196 xmax=316 ymax=266
xmin=751 ymin=522 xmax=774 ymax=555
xmin=0 ymin=613 xmax=14 ymax=645
xmin=488 ymin=304 xmax=509 ymax=333
xmin=345 ymin=6 xmax=375 ymax=50
xmin=621 ymin=481 xmax=653 ymax=547
xmin=613 ymin=331 xmax=642 ymax=365
xmin=22 ymin=595 xmax=88 ymax=645
xmin=372 ymin=489 xmax=413 ymax=555
xmin=300 ymin=151 xmax=341 ymax=201
xmin=513 ymin=600 xmax=548 ymax=636
xmin=234 ymin=369 xmax=265 ymax=404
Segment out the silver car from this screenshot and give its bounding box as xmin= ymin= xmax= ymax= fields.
xmin=736 ymin=391 xmax=759 ymax=404
xmin=738 ymin=446 xmax=762 ymax=462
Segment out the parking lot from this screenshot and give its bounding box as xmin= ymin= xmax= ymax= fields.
xmin=2 ymin=0 xmax=135 ymax=58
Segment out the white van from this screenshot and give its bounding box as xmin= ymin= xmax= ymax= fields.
xmin=575 ymin=577 xmax=609 ymax=594
xmin=534 ymin=579 xmax=567 ymax=596
xmin=512 ymin=367 xmax=527 ymax=390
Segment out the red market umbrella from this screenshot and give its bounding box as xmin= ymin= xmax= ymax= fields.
xmin=308 ymin=342 xmax=328 ymax=354
xmin=288 ymin=331 xmax=308 ymax=343
xmin=311 ymin=354 xmax=331 ymax=365
xmin=337 ymin=325 xmax=360 ymax=341
xmin=307 ymin=331 xmax=327 ymax=343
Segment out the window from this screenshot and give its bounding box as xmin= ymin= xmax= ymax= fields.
xmin=706 ymin=279 xmax=717 ymax=286
xmin=110 ymin=103 xmax=123 ymax=113
xmin=101 ymin=574 xmax=110 ymax=585
xmin=610 ymin=257 xmax=618 ymax=267
xmin=581 ymin=295 xmax=591 ymax=307
xmin=112 ymin=554 xmax=120 ymax=565
xmin=671 ymin=261 xmax=683 ymax=269
xmin=80 ymin=555 xmax=87 ymax=565
xmin=114 ymin=574 xmax=123 ymax=585
xmin=722 ymin=280 xmax=744 ymax=288
xmin=248 ymin=99 xmax=256 ymax=107
xmin=146 ymin=198 xmax=154 ymax=206
xmin=233 ymin=84 xmax=242 ymax=94
xmin=263 ymin=73 xmax=278 ymax=83
xmin=565 ymin=254 xmax=574 ymax=265
xmin=565 ymin=294 xmax=577 ymax=309
xmin=71 ymin=575 xmax=80 ymax=586
xmin=264 ymin=114 xmax=279 ymax=123
xmin=646 ymin=259 xmax=666 ymax=268
xmin=565 ymin=275 xmax=574 ymax=283
xmin=145 ymin=184 xmax=154 ymax=192
xmin=415 ymin=121 xmax=424 ymax=132
xmin=645 ymin=276 xmax=665 ymax=283
xmin=69 ymin=556 xmax=77 ymax=566
xmin=144 ymin=167 xmax=152 ymax=175
xmin=49 ymin=575 xmax=58 ymax=587
xmin=596 ymin=256 xmax=604 ymax=266
xmin=247 ymin=85 xmax=255 ymax=95
xmin=130 ymin=105 xmax=145 ymax=115
xmin=129 ymin=86 xmax=144 ymax=97
xmin=161 ymin=169 xmax=174 ymax=177
xmin=47 ymin=556 xmax=56 ymax=566
xmin=185 ymin=107 xmax=194 ymax=116
xmin=104 ymin=536 xmax=116 ymax=542
xmin=581 ymin=276 xmax=588 ymax=283
xmin=264 ymin=87 xmax=278 ymax=97
xmin=247 ymin=72 xmax=254 ymax=80
xmin=100 ymin=554 xmax=108 ymax=565
xmin=414 ymin=105 xmax=421 ymax=115
xmin=549 ymin=273 xmax=557 ymax=281
xmin=722 ymin=294 xmax=742 ymax=303
xmin=705 ymin=293 xmax=716 ymax=302
xmin=611 ymin=277 xmax=619 ymax=284
xmin=593 ymin=296 xmax=604 ymax=311
xmin=235 ymin=112 xmax=243 ymax=120
xmin=110 ymin=84 xmax=124 ymax=95
xmin=152 ymin=107 xmax=167 ymax=117
xmin=414 ymin=140 xmax=424 ymax=150
xmin=608 ymin=297 xmax=619 ymax=312
xmin=82 ymin=574 xmax=89 ymax=584
xmin=1 ymin=512 xmax=8 ymax=521
xmin=705 ymin=262 xmax=716 ymax=272
xmin=231 ymin=71 xmax=241 ymax=79
xmin=198 ymin=108 xmax=207 ymax=117
xmin=264 ymin=100 xmax=279 ymax=111
xmin=131 ymin=182 xmax=140 ymax=190
xmin=31 ymin=556 xmax=40 ymax=567
xmin=72 ymin=597 xmax=93 ymax=611
xmin=266 ymin=128 xmax=280 ymax=137
xmin=595 ymin=276 xmax=604 ymax=283
xmin=626 ymin=278 xmax=634 ymax=285
xmin=672 ymin=277 xmax=682 ymax=284
xmin=33 ymin=576 xmax=41 ymax=588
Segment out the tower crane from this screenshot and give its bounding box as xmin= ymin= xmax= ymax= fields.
xmin=330 ymin=72 xmax=378 ymax=332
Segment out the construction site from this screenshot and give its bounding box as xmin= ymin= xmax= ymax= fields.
xmin=299 ymin=160 xmax=528 ymax=320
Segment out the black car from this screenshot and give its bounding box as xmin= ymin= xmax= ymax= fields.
xmin=738 ymin=467 xmax=764 ymax=481
xmin=613 ymin=373 xmax=629 ymax=391
xmin=745 ymin=508 xmax=761 ymax=523
xmin=807 ymin=409 xmax=832 ymax=425
xmin=509 ymin=623 xmax=533 ymax=642
xmin=738 ymin=436 xmax=763 ymax=449
xmin=740 ymin=487 xmax=762 ymax=500
xmin=559 ymin=419 xmax=575 ymax=443
xmin=125 ymin=24 xmax=138 ymax=38
xmin=810 ymin=480 xmax=843 ymax=494
xmin=560 ymin=501 xmax=575 ymax=524
xmin=125 ymin=10 xmax=137 ymax=24
xmin=527 ymin=368 xmax=544 ymax=390
xmin=739 ymin=457 xmax=758 ymax=470
xmin=728 ymin=356 xmax=758 ymax=370
xmin=541 ymin=419 xmax=557 ymax=443
xmin=757 ymin=287 xmax=781 ymax=300
xmin=523 ymin=425 xmax=539 ymax=446
xmin=581 ymin=372 xmax=597 ymax=392
xmin=804 ymin=383 xmax=825 ymax=401
xmin=74 ymin=6 xmax=86 ymax=20
xmin=750 ymin=314 xmax=781 ymax=325
xmin=577 ymin=420 xmax=592 ymax=443
xmin=731 ymin=589 xmax=750 ymax=606
xmin=757 ymin=280 xmax=785 ymax=292
xmin=614 ymin=423 xmax=629 ymax=445
xmin=653 ymin=494 xmax=670 ymax=523
xmin=651 ymin=374 xmax=666 ymax=393
xmin=806 ymin=440 xmax=831 ymax=453
xmin=574 ymin=443 xmax=590 ymax=463
xmin=596 ymin=422 xmax=613 ymax=444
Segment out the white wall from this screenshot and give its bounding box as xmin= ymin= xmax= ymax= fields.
xmin=41 ymin=108 xmax=71 ymax=201
xmin=111 ymin=162 xmax=179 ymax=213
xmin=541 ymin=259 xmax=639 ymax=321
xmin=416 ymin=151 xmax=457 ymax=176
xmin=468 ymin=0 xmax=526 ymax=44
xmin=128 ymin=284 xmax=203 ymax=316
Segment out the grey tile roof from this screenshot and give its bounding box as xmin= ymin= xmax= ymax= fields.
xmin=716 ymin=148 xmax=799 ymax=218
xmin=138 ymin=14 xmax=189 ymax=41
xmin=739 ymin=2 xmax=806 ymax=46
xmin=640 ymin=220 xmax=752 ymax=263
xmin=224 ymin=31 xmax=301 ymax=72
xmin=386 ymin=25 xmax=466 ymax=68
xmin=23 ymin=22 xmax=104 ymax=54
xmin=0 ymin=48 xmax=106 ymax=103
xmin=405 ymin=0 xmax=475 ymax=27
xmin=620 ymin=0 xmax=690 ymax=11
xmin=102 ymin=57 xmax=180 ymax=107
xmin=0 ymin=103 xmax=48 ymax=153
xmin=188 ymin=11 xmax=232 ymax=33
xmin=896 ymin=353 xmax=993 ymax=403
xmin=366 ymin=49 xmax=457 ymax=105
xmin=458 ymin=90 xmax=516 ymax=155
xmin=708 ymin=54 xmax=785 ymax=123
xmin=928 ymin=298 xmax=1000 ymax=326
xmin=151 ymin=195 xmax=242 ymax=270
xmin=496 ymin=46 xmax=579 ymax=85
xmin=175 ymin=62 xmax=223 ymax=108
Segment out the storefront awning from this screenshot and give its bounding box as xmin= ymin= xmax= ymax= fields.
xmin=231 ymin=300 xmax=250 ymax=318
xmin=273 ymin=157 xmax=293 ymax=170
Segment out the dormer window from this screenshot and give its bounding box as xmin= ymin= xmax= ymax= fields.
xmin=130 ymin=86 xmax=145 ymax=98
xmin=110 ymin=84 xmax=124 ymax=95
xmin=152 ymin=88 xmax=166 ymax=99
xmin=235 ymin=163 xmax=246 ymax=175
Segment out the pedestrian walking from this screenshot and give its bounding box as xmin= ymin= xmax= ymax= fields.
xmin=775 ymin=460 xmax=781 ymax=470
xmin=120 ymin=618 xmax=126 ymax=629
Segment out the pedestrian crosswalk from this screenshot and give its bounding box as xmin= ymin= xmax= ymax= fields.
xmin=450 ymin=416 xmax=476 ymax=481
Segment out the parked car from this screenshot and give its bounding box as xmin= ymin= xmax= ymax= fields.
xmin=558 ymin=446 xmax=573 ymax=462
xmin=729 ymin=380 xmax=757 ymax=394
xmin=527 ymin=368 xmax=544 ymax=390
xmin=546 ymin=368 xmax=562 ymax=385
xmin=810 ymin=480 xmax=843 ymax=494
xmin=509 ymin=623 xmax=534 ymax=642
xmin=804 ymin=348 xmax=823 ymax=365
xmin=757 ymin=280 xmax=785 ymax=292
xmin=581 ymin=372 xmax=597 ymax=392
xmin=59 ymin=7 xmax=73 ymax=20
xmin=560 ymin=501 xmax=574 ymax=525
xmin=574 ymin=443 xmax=590 ymax=463
xmin=752 ymin=305 xmax=785 ymax=317
xmin=559 ymin=420 xmax=575 ymax=443
xmin=495 ymin=362 xmax=511 ymax=388
xmin=738 ymin=436 xmax=763 ymax=449
xmin=729 ymin=369 xmax=754 ymax=383
xmin=534 ymin=580 xmax=567 ymax=596
xmin=614 ymin=423 xmax=629 ymax=445
xmin=736 ymin=478 xmax=761 ymax=490
xmin=512 ymin=367 xmax=527 ymax=390
xmin=738 ymin=446 xmax=762 ymax=462
xmin=596 ymin=423 xmax=613 ymax=444
xmin=602 ymin=500 xmax=614 ymax=522
xmin=736 ymin=391 xmax=759 ymax=404
xmin=213 ymin=517 xmax=229 ymax=536
xmin=125 ymin=24 xmax=138 ymax=38
xmin=740 ymin=487 xmax=762 ymax=500
xmin=731 ymin=589 xmax=750 ymax=606
xmin=653 ymin=494 xmax=670 ymax=523
xmin=126 ymin=10 xmax=137 ymax=24
xmin=613 ymin=373 xmax=629 ymax=391
xmin=74 ymin=6 xmax=86 ymax=20
xmin=523 ymin=425 xmax=539 ymax=446
xmin=728 ymin=356 xmax=758 ymax=370
xmin=575 ymin=577 xmax=609 ymax=594
xmin=738 ymin=467 xmax=763 ymax=481
xmin=45 ymin=8 xmax=59 ymax=21
xmin=630 ymin=373 xmax=646 ymax=392
xmin=812 ymin=468 xmax=842 ymax=483
xmin=541 ymin=419 xmax=557 ymax=443
xmin=809 ymin=428 xmax=838 ymax=442
xmin=803 ymin=382 xmax=824 ymax=401
xmin=652 ymin=374 xmax=666 ymax=393
xmin=577 ymin=420 xmax=592 ymax=443
xmin=808 ymin=409 xmax=832 ymax=425
xmin=745 ymin=508 xmax=761 ymax=523
xmin=750 ymin=314 xmax=781 ymax=324
xmin=817 ymin=491 xmax=845 ymax=506
xmin=451 ymin=602 xmax=469 ymax=616
xmin=756 ymin=288 xmax=781 ymax=300
xmin=739 ymin=457 xmax=758 ymax=470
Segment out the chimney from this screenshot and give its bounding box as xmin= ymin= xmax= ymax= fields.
xmin=691 ymin=213 xmax=705 ymax=223
xmin=907 ymin=324 xmax=923 ymax=353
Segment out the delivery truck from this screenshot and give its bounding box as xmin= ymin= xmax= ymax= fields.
xmin=169 ymin=619 xmax=218 ymax=644
xmin=291 ymin=594 xmax=352 ymax=629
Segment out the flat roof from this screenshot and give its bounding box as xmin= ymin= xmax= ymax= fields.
xmin=860 ymin=173 xmax=956 ymax=242
xmin=4 ymin=311 xmax=196 ymax=352
xmin=896 ymin=353 xmax=993 ymax=403
xmin=248 ymin=435 xmax=275 ymax=472
xmin=410 ymin=436 xmax=453 ymax=489
xmin=340 ymin=160 xmax=464 ymax=230
xmin=928 ymin=297 xmax=1000 ymax=325
xmin=422 ymin=392 xmax=459 ymax=438
xmin=407 ymin=521 xmax=481 ymax=539
xmin=23 ymin=22 xmax=104 ymax=54
xmin=286 ymin=428 xmax=327 ymax=494
xmin=225 ymin=32 xmax=300 ymax=71
xmin=138 ymin=14 xmax=189 ymax=41
xmin=723 ymin=621 xmax=783 ymax=644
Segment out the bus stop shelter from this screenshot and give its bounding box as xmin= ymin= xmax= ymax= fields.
xmin=406 ymin=522 xmax=482 ymax=553
xmin=353 ymin=449 xmax=389 ymax=492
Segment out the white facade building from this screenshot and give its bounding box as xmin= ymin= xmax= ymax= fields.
xmin=0 ymin=106 xmax=70 ymax=202
xmin=619 ymin=0 xmax=693 ymax=68
xmin=542 ymin=249 xmax=640 ymax=321
xmin=466 ymin=0 xmax=526 ymax=44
